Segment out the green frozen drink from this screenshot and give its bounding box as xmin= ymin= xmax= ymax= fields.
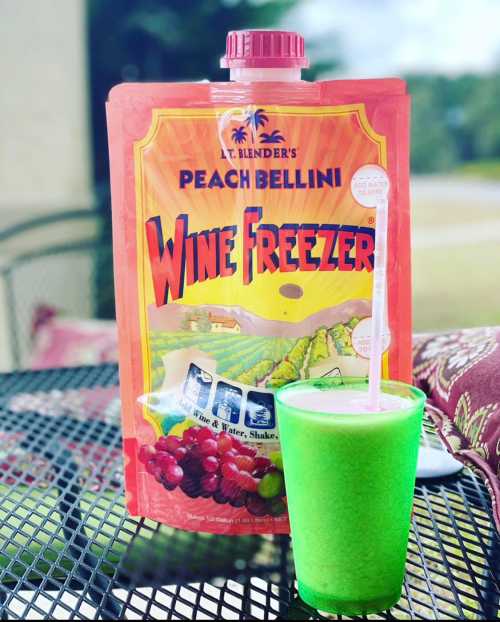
xmin=276 ymin=376 xmax=425 ymax=616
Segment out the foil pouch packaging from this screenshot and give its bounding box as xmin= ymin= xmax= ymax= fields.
xmin=106 ymin=30 xmax=411 ymax=534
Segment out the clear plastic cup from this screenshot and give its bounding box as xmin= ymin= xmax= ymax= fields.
xmin=276 ymin=376 xmax=426 ymax=616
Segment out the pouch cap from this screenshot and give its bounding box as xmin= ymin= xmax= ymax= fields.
xmin=220 ymin=29 xmax=309 ymax=69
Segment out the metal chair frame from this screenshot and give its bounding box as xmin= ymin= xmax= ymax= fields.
xmin=0 ymin=209 xmax=107 ymax=369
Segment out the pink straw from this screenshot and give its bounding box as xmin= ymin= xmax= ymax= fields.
xmin=350 ymin=165 xmax=390 ymax=411
xmin=368 ymin=194 xmax=389 ymax=410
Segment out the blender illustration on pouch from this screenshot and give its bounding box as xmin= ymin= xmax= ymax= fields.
xmin=183 ymin=363 xmax=212 ymax=410
xmin=245 ymin=391 xmax=275 ymax=429
xmin=214 ymin=382 xmax=241 ymax=424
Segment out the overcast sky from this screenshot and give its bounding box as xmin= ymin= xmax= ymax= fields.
xmin=285 ymin=0 xmax=500 ymax=77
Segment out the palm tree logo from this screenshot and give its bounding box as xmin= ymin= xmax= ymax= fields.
xmin=245 ymin=108 xmax=269 ymax=142
xmin=231 ymin=126 xmax=247 ymax=144
xmin=259 ymin=129 xmax=285 ymax=144
xmin=227 ymin=107 xmax=287 ymax=149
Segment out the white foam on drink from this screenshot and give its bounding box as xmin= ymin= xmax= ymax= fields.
xmin=283 ymin=388 xmax=410 ymax=415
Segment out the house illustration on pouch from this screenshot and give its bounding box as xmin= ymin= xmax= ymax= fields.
xmin=188 ymin=312 xmax=241 ymax=334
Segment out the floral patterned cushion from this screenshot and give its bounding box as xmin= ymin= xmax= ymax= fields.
xmin=413 ymin=328 xmax=500 ymax=533
xmin=30 ymin=306 xmax=118 ymax=369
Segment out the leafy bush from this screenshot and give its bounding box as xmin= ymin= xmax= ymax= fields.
xmin=330 ymin=323 xmax=351 ymax=354
xmin=287 ymin=337 xmax=310 ymax=371
xmin=236 ymin=359 xmax=274 ymax=386
xmin=347 ymin=316 xmax=360 ymax=329
xmin=309 ymin=328 xmax=329 ymax=367
xmin=267 ymin=361 xmax=300 ymax=388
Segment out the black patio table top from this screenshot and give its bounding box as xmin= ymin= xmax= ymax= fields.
xmin=0 ymin=363 xmax=498 ymax=620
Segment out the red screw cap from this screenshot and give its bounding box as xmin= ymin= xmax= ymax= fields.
xmin=220 ymin=30 xmax=309 ymax=69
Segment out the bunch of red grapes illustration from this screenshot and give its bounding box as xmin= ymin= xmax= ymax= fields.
xmin=139 ymin=426 xmax=286 ymax=517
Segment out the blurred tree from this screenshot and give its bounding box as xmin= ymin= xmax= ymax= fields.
xmin=196 ymin=310 xmax=212 ymax=333
xmin=180 ymin=313 xmax=192 ymax=331
xmin=462 ymin=74 xmax=500 ymax=159
xmin=406 ymin=73 xmax=500 ymax=173
xmin=406 ymin=75 xmax=460 ymax=173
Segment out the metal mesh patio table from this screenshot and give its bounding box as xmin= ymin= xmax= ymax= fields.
xmin=0 ymin=364 xmax=498 ymax=620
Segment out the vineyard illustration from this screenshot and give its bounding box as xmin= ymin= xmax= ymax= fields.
xmin=148 ymin=313 xmax=364 ymax=392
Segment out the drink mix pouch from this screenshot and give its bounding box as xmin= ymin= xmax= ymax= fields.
xmin=107 ymin=30 xmax=411 ymax=534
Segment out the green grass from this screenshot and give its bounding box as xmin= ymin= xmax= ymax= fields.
xmin=412 ymin=178 xmax=500 ymax=331
xmin=454 ymin=159 xmax=500 ymax=180
xmin=413 ymin=240 xmax=500 ymax=331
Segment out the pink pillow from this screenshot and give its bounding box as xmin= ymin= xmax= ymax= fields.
xmin=413 ymin=328 xmax=500 ymax=533
xmin=31 ymin=307 xmax=118 ymax=369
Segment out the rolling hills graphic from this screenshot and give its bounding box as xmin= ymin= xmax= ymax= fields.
xmin=148 ymin=299 xmax=371 ymax=337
